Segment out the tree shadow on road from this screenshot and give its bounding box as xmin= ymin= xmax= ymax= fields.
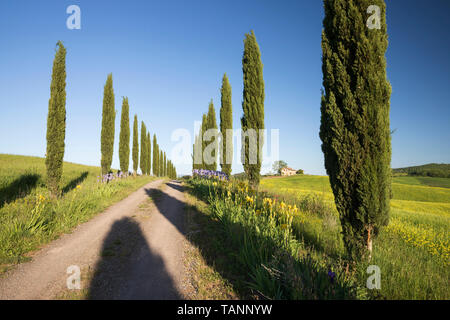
xmin=87 ymin=217 xmax=182 ymax=299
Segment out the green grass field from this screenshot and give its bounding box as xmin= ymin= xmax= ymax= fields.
xmin=260 ymin=174 xmax=450 ymax=299
xmin=0 ymin=154 xmax=156 ymax=270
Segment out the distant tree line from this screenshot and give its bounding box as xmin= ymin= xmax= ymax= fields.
xmin=393 ymin=164 xmax=450 ymax=178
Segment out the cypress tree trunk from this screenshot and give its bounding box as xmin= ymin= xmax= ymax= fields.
xmin=101 ymin=74 xmax=116 ymax=175
xmin=147 ymin=132 xmax=151 ymax=175
xmin=140 ymin=122 xmax=147 ymax=175
xmin=132 ymin=115 xmax=139 ymax=175
xmin=320 ymin=0 xmax=392 ymax=259
xmin=45 ymin=41 xmax=67 ymax=196
xmin=220 ymin=73 xmax=233 ymax=176
xmin=152 ymin=134 xmax=158 ymax=176
xmin=241 ymin=31 xmax=265 ymax=188
xmin=119 ymin=97 xmax=130 ymax=173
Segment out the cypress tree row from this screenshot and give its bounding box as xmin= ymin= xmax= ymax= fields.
xmin=241 ymin=30 xmax=265 ymax=188
xmin=119 ymin=97 xmax=130 ymax=173
xmin=132 ymin=115 xmax=139 ymax=175
xmin=140 ymin=122 xmax=147 ymax=175
xmin=45 ymin=41 xmax=67 ymax=196
xmin=152 ymin=134 xmax=158 ymax=176
xmin=320 ymin=0 xmax=392 ymax=259
xmin=205 ymin=100 xmax=218 ymax=171
xmin=101 ymin=73 xmax=116 ymax=175
xmin=220 ymin=73 xmax=233 ymax=176
xmin=147 ymin=132 xmax=151 ymax=175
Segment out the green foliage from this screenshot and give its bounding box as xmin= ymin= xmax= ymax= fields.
xmin=220 ymin=74 xmax=233 ymax=176
xmin=320 ymin=0 xmax=392 ymax=259
xmin=132 ymin=115 xmax=139 ymax=174
xmin=241 ymin=30 xmax=265 ymax=188
xmin=205 ymin=100 xmax=218 ymax=171
xmin=152 ymin=135 xmax=158 ymax=176
xmin=100 ymin=73 xmax=116 ymax=175
xmin=259 ymin=174 xmax=449 ymax=299
xmin=159 ymin=150 xmax=163 ymax=177
xmin=140 ymin=122 xmax=147 ymax=175
xmin=187 ymin=178 xmax=362 ymax=299
xmin=163 ymin=151 xmax=167 ymax=176
xmin=296 ymin=169 xmax=304 ymax=175
xmin=393 ymin=163 xmax=450 ymax=178
xmin=45 ymin=41 xmax=67 ymax=196
xmin=272 ymin=160 xmax=288 ymax=175
xmin=119 ymin=97 xmax=130 ymax=173
xmin=0 ymin=154 xmax=156 ymax=266
xmin=146 ymin=132 xmax=151 ymax=175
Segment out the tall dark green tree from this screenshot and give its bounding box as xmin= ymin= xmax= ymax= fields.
xmin=132 ymin=115 xmax=139 ymax=175
xmin=201 ymin=113 xmax=207 ymax=169
xmin=163 ymin=151 xmax=167 ymax=176
xmin=192 ymin=132 xmax=201 ymax=171
xmin=140 ymin=122 xmax=147 ymax=175
xmin=159 ymin=150 xmax=163 ymax=177
xmin=205 ymin=100 xmax=218 ymax=171
xmin=147 ymin=132 xmax=151 ymax=175
xmin=119 ymin=97 xmax=130 ymax=173
xmin=101 ymin=73 xmax=116 ymax=175
xmin=220 ymin=73 xmax=233 ymax=176
xmin=45 ymin=41 xmax=67 ymax=196
xmin=241 ymin=30 xmax=265 ymax=188
xmin=320 ymin=0 xmax=392 ymax=259
xmin=152 ymin=134 xmax=158 ymax=176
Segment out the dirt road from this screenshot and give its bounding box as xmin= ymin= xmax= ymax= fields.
xmin=0 ymin=179 xmax=188 ymax=299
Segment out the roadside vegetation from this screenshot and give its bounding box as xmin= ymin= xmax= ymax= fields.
xmin=185 ymin=174 xmax=449 ymax=299
xmin=0 ymin=154 xmax=156 ymax=271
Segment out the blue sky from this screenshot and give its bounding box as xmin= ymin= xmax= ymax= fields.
xmin=0 ymin=0 xmax=449 ymax=176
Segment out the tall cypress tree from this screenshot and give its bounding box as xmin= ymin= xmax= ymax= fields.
xmin=164 ymin=151 xmax=167 ymax=176
xmin=320 ymin=0 xmax=392 ymax=259
xmin=140 ymin=122 xmax=147 ymax=175
xmin=201 ymin=113 xmax=207 ymax=170
xmin=220 ymin=73 xmax=233 ymax=176
xmin=101 ymin=73 xmax=116 ymax=175
xmin=45 ymin=41 xmax=67 ymax=196
xmin=159 ymin=150 xmax=163 ymax=177
xmin=152 ymin=134 xmax=158 ymax=176
xmin=205 ymin=100 xmax=218 ymax=171
xmin=147 ymin=132 xmax=151 ymax=175
xmin=119 ymin=97 xmax=130 ymax=173
xmin=132 ymin=115 xmax=139 ymax=175
xmin=241 ymin=30 xmax=265 ymax=188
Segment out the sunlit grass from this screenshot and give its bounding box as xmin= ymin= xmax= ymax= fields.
xmin=0 ymin=154 xmax=156 ymax=268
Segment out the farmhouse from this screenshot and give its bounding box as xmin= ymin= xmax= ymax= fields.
xmin=281 ymin=167 xmax=297 ymax=176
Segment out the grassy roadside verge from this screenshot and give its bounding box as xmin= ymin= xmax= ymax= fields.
xmin=185 ymin=176 xmax=449 ymax=299
xmin=183 ymin=180 xmax=364 ymax=300
xmin=0 ymin=154 xmax=158 ymax=272
xmin=182 ymin=183 xmax=247 ymax=299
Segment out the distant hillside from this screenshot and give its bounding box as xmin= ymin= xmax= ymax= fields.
xmin=393 ymin=163 xmax=450 ymax=178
